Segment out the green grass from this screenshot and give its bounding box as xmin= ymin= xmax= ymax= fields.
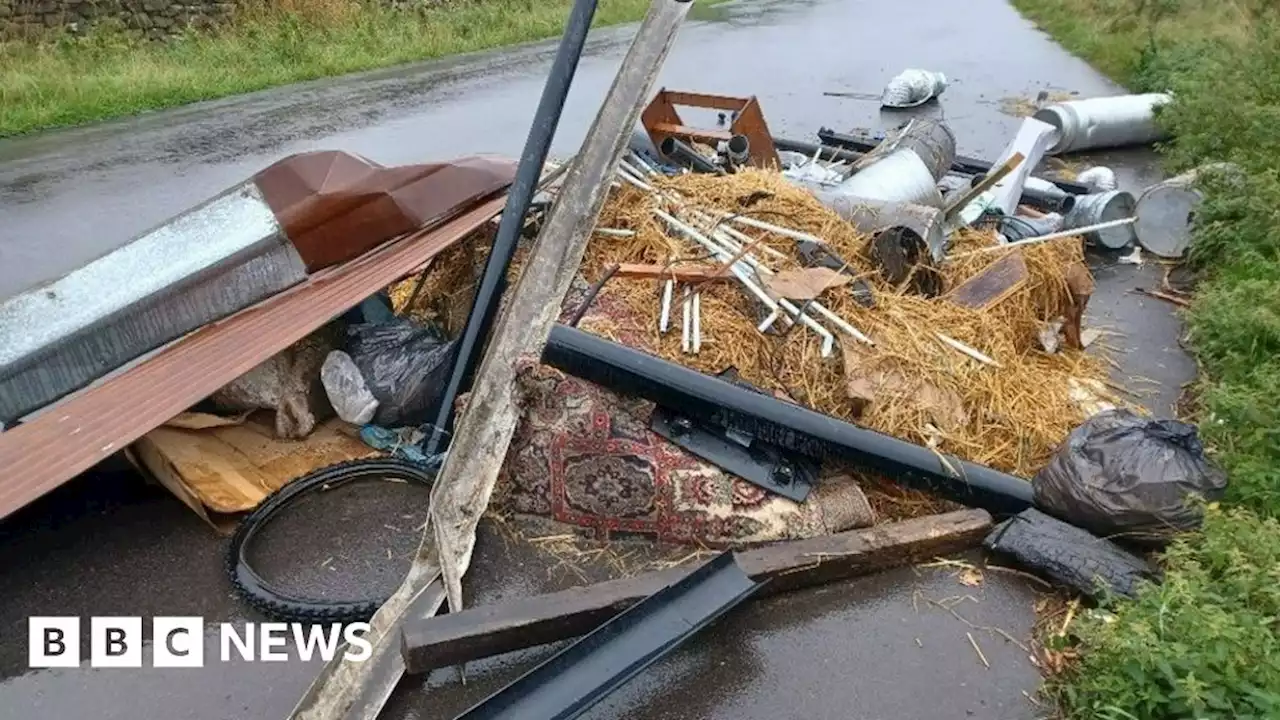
xmin=0 ymin=0 xmax=653 ymax=137
xmin=1012 ymin=0 xmax=1280 ymax=716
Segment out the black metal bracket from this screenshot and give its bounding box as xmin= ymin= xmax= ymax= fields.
xmin=650 ymin=405 xmax=816 ymax=502
xmin=454 ymin=551 xmax=765 ymax=720
xmin=543 ymin=324 xmax=1036 ymax=516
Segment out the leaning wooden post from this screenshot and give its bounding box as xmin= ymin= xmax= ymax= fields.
xmin=286 ymin=2 xmax=695 ymax=718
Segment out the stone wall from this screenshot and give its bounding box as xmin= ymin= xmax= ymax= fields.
xmin=0 ymin=0 xmax=236 ymax=39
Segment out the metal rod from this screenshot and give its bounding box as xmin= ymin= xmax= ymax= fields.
xmin=659 ymin=136 xmax=723 ymax=174
xmin=949 ymin=217 xmax=1138 ymax=258
xmin=655 ymin=210 xmax=836 ymax=356
xmin=544 ymin=325 xmax=1036 ymax=514
xmin=721 ymin=213 xmax=828 ymax=246
xmin=771 ymin=136 xmax=864 ymax=165
xmin=423 ymin=0 xmax=601 ymax=457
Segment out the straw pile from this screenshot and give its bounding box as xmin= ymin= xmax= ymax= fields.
xmin=577 ymin=167 xmax=1113 ymax=479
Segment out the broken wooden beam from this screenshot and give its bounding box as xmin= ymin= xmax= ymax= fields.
xmin=400 ymin=509 xmax=993 ymax=675
xmin=945 ymin=252 xmax=1029 ymax=310
xmin=613 ymin=263 xmax=733 ymax=282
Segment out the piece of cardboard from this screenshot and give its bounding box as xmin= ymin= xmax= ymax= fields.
xmin=132 ymin=412 xmax=377 ymax=522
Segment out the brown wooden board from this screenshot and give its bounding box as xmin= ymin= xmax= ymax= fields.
xmin=946 ymin=252 xmax=1029 ymax=310
xmin=400 ymin=509 xmax=992 ymax=674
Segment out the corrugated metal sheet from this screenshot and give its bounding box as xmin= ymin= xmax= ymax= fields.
xmin=0 ymin=193 xmax=507 ymax=520
xmin=0 ymin=183 xmax=306 ymax=425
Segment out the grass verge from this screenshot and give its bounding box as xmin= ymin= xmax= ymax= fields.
xmin=0 ymin=0 xmax=652 ymax=137
xmin=1012 ymin=0 xmax=1280 ymax=717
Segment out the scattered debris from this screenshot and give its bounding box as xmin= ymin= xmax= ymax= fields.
xmin=131 ymin=412 xmax=375 ymax=528
xmin=400 ymin=510 xmax=994 ymax=674
xmin=998 ymin=90 xmax=1075 ymax=117
xmin=967 ymin=631 xmax=991 ymax=668
xmin=945 ymin=252 xmax=1029 ymax=310
xmin=210 ymin=326 xmax=340 ymax=439
xmin=881 ymin=69 xmax=948 ymax=108
xmin=764 ymin=267 xmax=853 ymax=300
xmin=1134 ymin=286 xmax=1191 ymax=307
xmin=1038 ymin=318 xmax=1065 ymax=355
xmin=1118 ymin=245 xmax=1144 ymax=265
xmin=1075 ymin=166 xmax=1118 ymax=192
xmin=321 ymin=350 xmax=379 ymax=425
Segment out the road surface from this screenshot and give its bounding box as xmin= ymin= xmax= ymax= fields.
xmin=0 ymin=0 xmax=1192 ymax=718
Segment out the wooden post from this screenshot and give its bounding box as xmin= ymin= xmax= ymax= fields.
xmin=286 ymin=2 xmax=695 ymax=718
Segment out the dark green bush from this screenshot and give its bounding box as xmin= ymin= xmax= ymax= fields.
xmin=1057 ymin=508 xmax=1280 ymax=719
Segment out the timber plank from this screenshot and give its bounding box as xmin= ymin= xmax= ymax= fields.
xmin=401 ymin=509 xmax=992 ymax=674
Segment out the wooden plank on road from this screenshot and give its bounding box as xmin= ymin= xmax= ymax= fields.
xmin=401 ymin=509 xmax=993 ymax=674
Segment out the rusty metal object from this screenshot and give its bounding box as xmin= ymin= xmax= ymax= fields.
xmin=0 ymin=194 xmax=508 ymax=521
xmin=641 ymin=89 xmax=779 ymax=168
xmin=253 ymin=151 xmax=516 ymax=271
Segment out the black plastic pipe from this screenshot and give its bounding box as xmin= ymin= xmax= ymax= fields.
xmin=424 ymin=0 xmax=600 ymax=457
xmin=543 ymin=324 xmax=1035 ymax=516
xmin=772 ymin=136 xmax=863 ymax=165
xmin=659 ymin=136 xmax=722 ymax=174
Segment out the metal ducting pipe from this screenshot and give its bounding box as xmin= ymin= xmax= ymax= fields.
xmin=1064 ymin=190 xmax=1138 ymax=249
xmin=817 ymin=127 xmax=1094 ymax=195
xmin=1032 ymin=93 xmax=1173 ymax=155
xmin=543 ymin=324 xmax=1036 ymax=516
xmin=828 ymin=149 xmax=944 ymax=207
xmin=815 ymin=194 xmax=947 ymax=262
xmin=726 ymin=134 xmax=750 ymax=166
xmin=887 ymin=119 xmax=957 ymax=181
xmin=660 ymin=136 xmax=722 ymax=174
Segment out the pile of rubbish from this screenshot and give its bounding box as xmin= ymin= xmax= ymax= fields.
xmin=0 ymin=5 xmax=1234 ymax=713
xmin=579 ymin=167 xmax=1108 ymax=478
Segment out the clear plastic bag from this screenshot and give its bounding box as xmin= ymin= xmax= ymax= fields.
xmin=320 ymin=350 xmax=379 ymax=425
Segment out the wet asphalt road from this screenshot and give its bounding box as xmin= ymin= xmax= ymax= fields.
xmin=0 ymin=0 xmax=1195 ymax=718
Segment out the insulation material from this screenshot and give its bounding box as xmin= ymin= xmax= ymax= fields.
xmin=0 ymin=183 xmax=306 ymax=426
xmin=132 ymin=411 xmax=378 ymax=524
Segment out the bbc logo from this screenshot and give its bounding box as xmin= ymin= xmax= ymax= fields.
xmin=29 ymin=616 xmax=204 ymax=668
xmin=29 ymin=616 xmax=373 ymax=668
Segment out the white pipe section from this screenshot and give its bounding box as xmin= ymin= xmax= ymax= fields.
xmin=654 ymin=209 xmax=836 ymax=357
xmin=659 ymin=278 xmax=673 ymax=333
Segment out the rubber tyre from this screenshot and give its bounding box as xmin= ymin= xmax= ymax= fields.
xmin=227 ymin=458 xmax=435 ymax=623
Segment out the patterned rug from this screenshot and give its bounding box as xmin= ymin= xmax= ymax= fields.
xmin=495 ymin=275 xmax=875 ymax=548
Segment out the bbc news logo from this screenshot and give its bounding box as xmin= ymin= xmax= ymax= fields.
xmin=29 ymin=617 xmax=372 ymax=668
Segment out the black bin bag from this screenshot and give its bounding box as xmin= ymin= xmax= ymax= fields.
xmin=1033 ymin=409 xmax=1227 ymax=545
